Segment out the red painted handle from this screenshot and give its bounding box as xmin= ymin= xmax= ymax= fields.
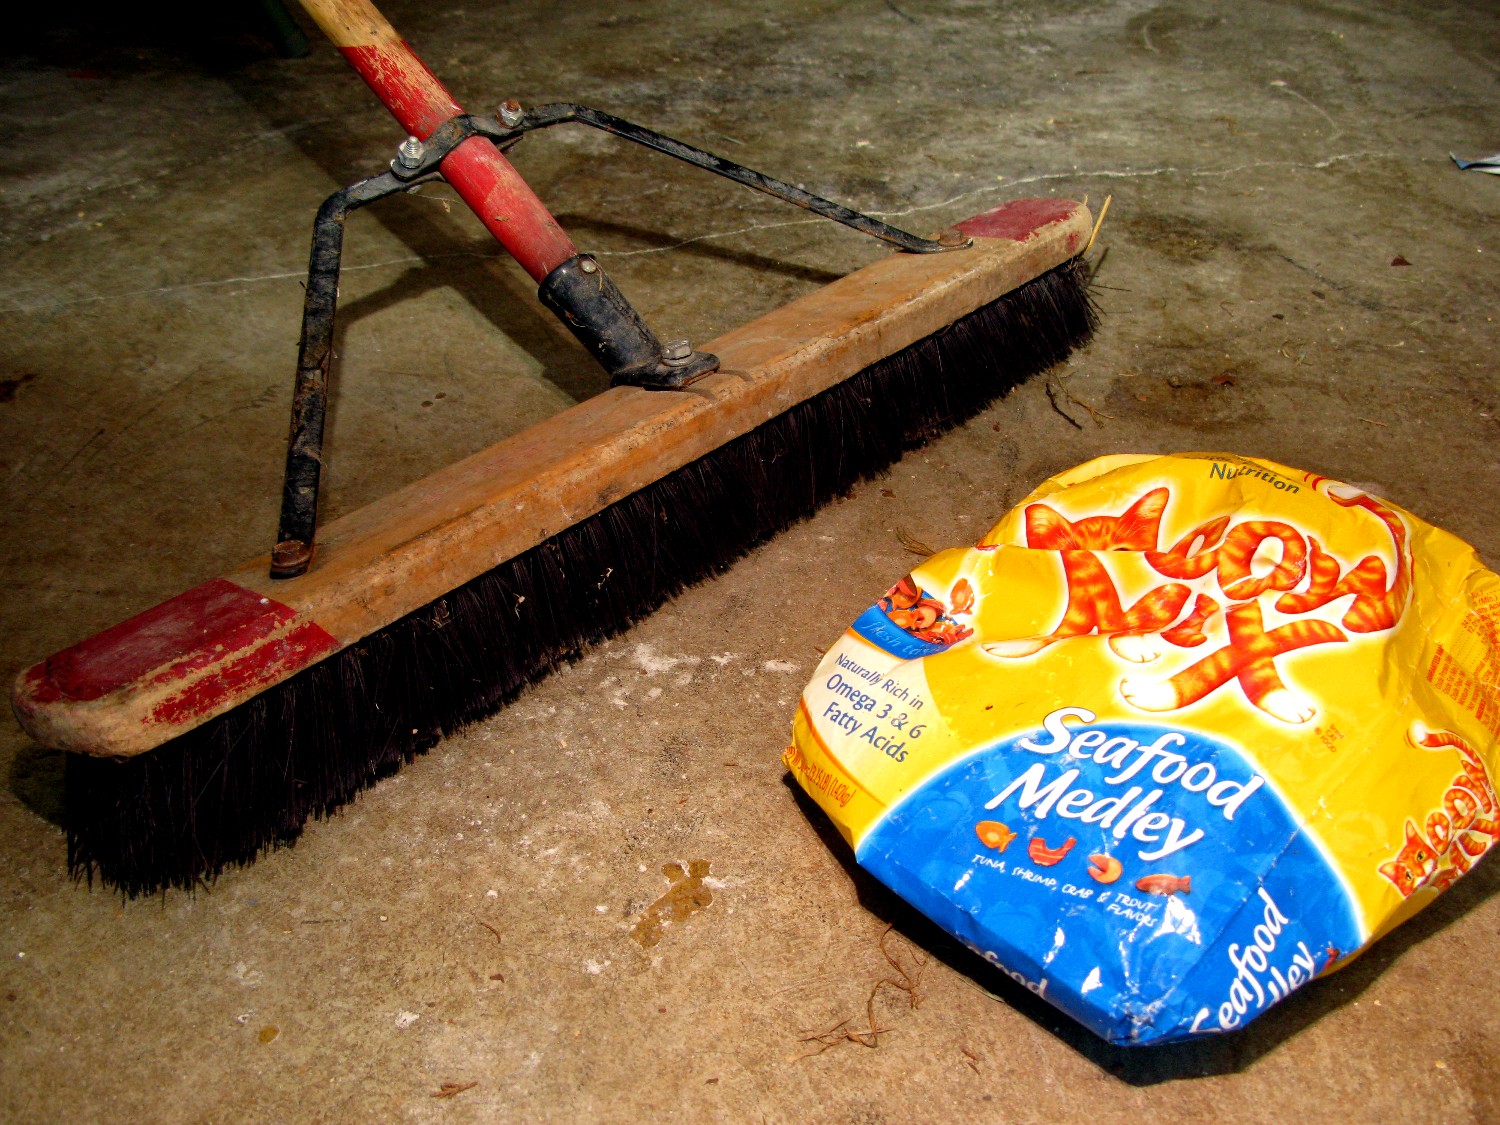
xmin=297 ymin=0 xmax=576 ymax=283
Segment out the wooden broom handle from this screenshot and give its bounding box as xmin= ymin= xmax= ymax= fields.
xmin=295 ymin=0 xmax=577 ymax=282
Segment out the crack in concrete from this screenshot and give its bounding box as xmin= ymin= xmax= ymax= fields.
xmin=582 ymin=149 xmax=1402 ymax=257
xmin=0 ymin=150 xmax=1403 ymax=314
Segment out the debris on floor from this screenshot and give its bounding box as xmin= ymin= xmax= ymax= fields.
xmin=1450 ymin=150 xmax=1500 ymax=173
xmin=795 ymin=928 xmax=929 ymax=1059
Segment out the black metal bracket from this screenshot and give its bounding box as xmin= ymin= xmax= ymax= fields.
xmin=271 ymin=104 xmax=968 ymax=579
xmin=388 ymin=104 xmax=968 ymax=255
xmin=538 ymin=253 xmax=719 ymax=389
xmin=271 ymin=168 xmax=443 ymax=580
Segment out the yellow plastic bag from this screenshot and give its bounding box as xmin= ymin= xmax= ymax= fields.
xmin=787 ymin=453 xmax=1500 ymax=1045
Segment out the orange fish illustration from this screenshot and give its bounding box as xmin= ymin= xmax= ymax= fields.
xmin=1028 ymin=835 xmax=1076 ymax=866
xmin=1086 ymin=854 xmax=1123 ymax=884
xmin=880 ymin=575 xmax=921 ymax=611
xmin=949 ymin=577 xmax=976 ymax=615
xmin=1135 ymin=874 xmax=1192 ymax=896
xmin=975 ymin=820 xmax=1017 ymax=852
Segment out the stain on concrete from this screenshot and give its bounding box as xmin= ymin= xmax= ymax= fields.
xmin=1119 ymin=213 xmax=1252 ymax=262
xmin=0 ymin=373 xmax=36 ymax=403
xmin=631 ymin=860 xmax=714 ymax=949
xmin=1108 ymin=369 xmax=1250 ymax=430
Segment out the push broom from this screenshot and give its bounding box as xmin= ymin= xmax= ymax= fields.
xmin=11 ymin=0 xmax=1098 ymax=895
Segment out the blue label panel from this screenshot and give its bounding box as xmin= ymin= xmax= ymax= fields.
xmin=850 ymin=588 xmax=968 ymax=660
xmin=856 ymin=718 xmax=1362 ymax=1045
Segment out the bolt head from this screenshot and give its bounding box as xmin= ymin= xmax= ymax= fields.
xmin=271 ymin=539 xmax=312 ymax=573
xmin=937 ymin=227 xmax=969 ymax=248
xmin=578 ymin=257 xmax=599 ymax=274
xmin=662 ymin=339 xmax=693 ymax=365
xmin=498 ymin=99 xmax=525 ymax=128
xmin=396 ymin=135 xmax=425 ymax=169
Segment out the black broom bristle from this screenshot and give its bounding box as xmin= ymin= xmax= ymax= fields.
xmin=66 ymin=256 xmax=1098 ymax=896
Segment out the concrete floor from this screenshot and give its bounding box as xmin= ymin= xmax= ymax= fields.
xmin=2 ymin=0 xmax=1498 ymax=1120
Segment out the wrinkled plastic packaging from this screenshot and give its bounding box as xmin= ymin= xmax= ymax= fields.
xmin=786 ymin=453 xmax=1500 ymax=1045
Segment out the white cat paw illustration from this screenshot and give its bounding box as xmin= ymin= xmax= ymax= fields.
xmin=1108 ymin=633 xmax=1163 ymax=663
xmin=982 ymin=637 xmax=1050 ymax=659
xmin=1119 ymin=677 xmax=1180 ymax=712
xmin=1257 ymin=688 xmax=1317 ymax=724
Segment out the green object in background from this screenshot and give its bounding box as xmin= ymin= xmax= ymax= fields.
xmin=256 ymin=0 xmax=310 ymax=58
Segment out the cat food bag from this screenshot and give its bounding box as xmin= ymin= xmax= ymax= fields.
xmin=786 ymin=452 xmax=1500 ymax=1046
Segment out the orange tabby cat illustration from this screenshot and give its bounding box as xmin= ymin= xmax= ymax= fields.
xmin=1380 ymin=724 xmax=1500 ymax=897
xmin=1379 ymin=820 xmax=1440 ymax=897
xmin=984 ymin=481 xmax=1412 ymax=725
xmin=982 ymin=489 xmax=1193 ymax=663
xmin=1275 ymin=488 xmax=1413 ymax=632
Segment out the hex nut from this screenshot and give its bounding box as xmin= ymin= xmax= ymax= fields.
xmin=395 ymin=135 xmax=425 ymax=169
xmin=498 ymin=99 xmax=525 ymax=128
